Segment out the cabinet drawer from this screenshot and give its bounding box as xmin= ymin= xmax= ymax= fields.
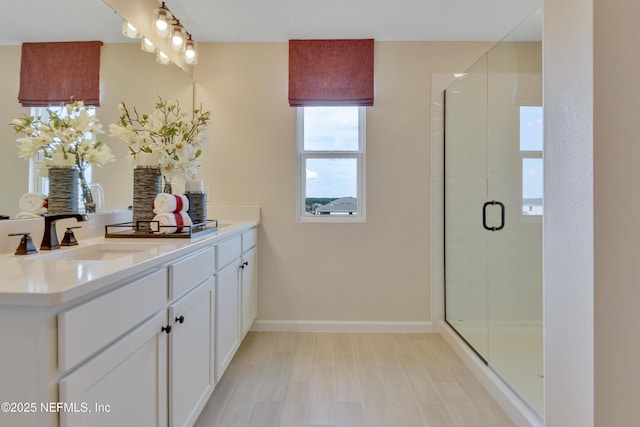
xmin=169 ymin=246 xmax=216 ymax=300
xmin=242 ymin=228 xmax=257 ymax=252
xmin=217 ymin=236 xmax=241 ymax=270
xmin=59 ymin=311 xmax=167 ymax=427
xmin=59 ymin=269 xmax=167 ymax=372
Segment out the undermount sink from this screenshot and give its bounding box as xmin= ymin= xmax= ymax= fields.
xmin=27 ymin=242 xmax=159 ymax=261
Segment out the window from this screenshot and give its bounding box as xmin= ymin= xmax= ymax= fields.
xmin=297 ymin=106 xmax=366 ymax=222
xmin=520 ymin=106 xmax=543 ymax=216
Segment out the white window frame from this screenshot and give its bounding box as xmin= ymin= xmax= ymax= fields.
xmin=296 ymin=106 xmax=366 ymax=223
xmin=519 ymin=105 xmax=543 ymax=219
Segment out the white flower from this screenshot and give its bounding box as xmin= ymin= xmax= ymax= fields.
xmin=109 ymin=97 xmax=211 ymax=183
xmin=10 ymin=100 xmax=114 ymax=172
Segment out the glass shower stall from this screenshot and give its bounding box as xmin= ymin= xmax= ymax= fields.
xmin=444 ymin=8 xmax=543 ymax=416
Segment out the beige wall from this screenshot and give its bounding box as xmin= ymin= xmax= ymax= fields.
xmin=194 ymin=42 xmax=491 ymax=326
xmin=0 ymin=46 xmax=29 ymax=218
xmin=593 ymin=0 xmax=640 ymax=425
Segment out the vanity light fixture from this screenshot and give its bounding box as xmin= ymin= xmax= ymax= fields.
xmin=153 ymin=3 xmax=173 ymax=38
xmin=122 ymin=21 xmax=142 ymax=39
xmin=156 ymin=50 xmax=172 ymax=65
xmin=141 ymin=37 xmax=157 ymax=53
xmin=136 ymin=1 xmax=199 ymax=66
xmin=183 ymin=39 xmax=198 ymax=64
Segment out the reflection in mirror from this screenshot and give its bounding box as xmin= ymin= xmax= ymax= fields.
xmin=0 ymin=1 xmax=193 ymax=220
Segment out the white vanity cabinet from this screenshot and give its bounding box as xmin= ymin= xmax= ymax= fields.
xmin=215 ymin=235 xmax=242 ymax=380
xmin=0 ymin=221 xmax=258 ymax=427
xmin=168 ymin=277 xmax=215 ymax=427
xmin=240 ymin=228 xmax=258 ymax=338
xmin=59 ymin=311 xmax=168 ymax=427
xmin=215 ymin=226 xmax=259 ymax=379
xmin=60 ymin=246 xmax=217 ymax=427
xmin=58 ymin=268 xmax=169 ymax=427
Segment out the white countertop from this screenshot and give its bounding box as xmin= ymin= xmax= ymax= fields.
xmin=0 ymin=220 xmax=258 ymax=307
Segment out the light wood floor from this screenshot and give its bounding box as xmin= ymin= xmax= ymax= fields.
xmin=194 ymin=332 xmax=515 ymax=427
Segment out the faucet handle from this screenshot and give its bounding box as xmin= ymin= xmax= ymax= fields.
xmin=8 ymin=232 xmax=38 ymax=255
xmin=61 ymin=226 xmax=81 ymax=246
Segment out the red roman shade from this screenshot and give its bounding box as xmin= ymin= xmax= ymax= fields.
xmin=18 ymin=41 xmax=103 ymax=107
xmin=288 ymin=39 xmax=374 ymax=107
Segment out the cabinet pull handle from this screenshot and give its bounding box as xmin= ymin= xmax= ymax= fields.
xmin=175 ymin=315 xmax=185 ymax=324
xmin=162 ymin=325 xmax=172 ymax=334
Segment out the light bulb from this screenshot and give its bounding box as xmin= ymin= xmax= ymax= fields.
xmin=141 ymin=37 xmax=157 ymax=53
xmin=156 ymin=50 xmax=172 ymax=65
xmin=183 ymin=40 xmax=198 ymax=64
xmin=122 ymin=21 xmax=141 ymax=39
xmin=170 ymin=25 xmax=186 ymax=51
xmin=153 ymin=8 xmax=172 ymax=38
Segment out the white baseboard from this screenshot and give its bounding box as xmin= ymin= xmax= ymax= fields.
xmin=438 ymin=321 xmax=543 ymax=427
xmin=251 ymin=320 xmax=433 ymax=333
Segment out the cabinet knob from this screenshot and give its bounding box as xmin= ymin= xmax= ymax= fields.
xmin=162 ymin=325 xmax=172 ymax=334
xmin=175 ymin=315 xmax=185 ymax=324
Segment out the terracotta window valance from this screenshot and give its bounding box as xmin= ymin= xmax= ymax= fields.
xmin=18 ymin=41 xmax=103 ymax=107
xmin=288 ymin=39 xmax=374 ymax=107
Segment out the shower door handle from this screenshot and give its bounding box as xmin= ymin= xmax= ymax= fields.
xmin=482 ymin=200 xmax=505 ymax=231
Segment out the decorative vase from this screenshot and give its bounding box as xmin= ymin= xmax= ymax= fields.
xmin=48 ymin=167 xmax=80 ymax=215
xmin=186 ymin=192 xmax=207 ymax=226
xmin=133 ymin=166 xmax=162 ymax=231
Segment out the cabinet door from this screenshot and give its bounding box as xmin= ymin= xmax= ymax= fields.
xmin=216 ymin=260 xmax=240 ymax=380
xmin=59 ymin=311 xmax=168 ymax=427
xmin=169 ymin=277 xmax=215 ymax=427
xmin=241 ymin=246 xmax=257 ymax=338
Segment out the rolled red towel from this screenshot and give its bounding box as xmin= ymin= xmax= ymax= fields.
xmin=153 ymin=193 xmax=189 ymax=214
xmin=152 ymin=212 xmax=193 ymax=234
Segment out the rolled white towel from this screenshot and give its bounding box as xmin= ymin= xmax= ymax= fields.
xmin=153 ymin=193 xmax=189 ymax=214
xmin=15 ymin=211 xmax=44 ymax=219
xmin=152 ymin=212 xmax=192 ymax=234
xmin=19 ymin=193 xmax=47 ymax=214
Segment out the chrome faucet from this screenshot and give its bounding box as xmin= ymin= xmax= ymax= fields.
xmin=41 ymin=214 xmax=89 ymax=250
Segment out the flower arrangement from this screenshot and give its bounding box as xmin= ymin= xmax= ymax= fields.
xmin=108 ymin=97 xmax=211 ymax=190
xmin=10 ymin=100 xmax=114 ymax=212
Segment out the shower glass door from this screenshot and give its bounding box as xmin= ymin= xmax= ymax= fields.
xmin=445 ymin=8 xmax=543 ymax=416
xmin=444 ymin=54 xmax=489 ymax=360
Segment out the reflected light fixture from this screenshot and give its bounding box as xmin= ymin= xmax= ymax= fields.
xmin=141 ymin=37 xmax=157 ymax=53
xmin=183 ymin=39 xmax=198 ymax=65
xmin=122 ymin=21 xmax=142 ymax=39
xmin=156 ymin=50 xmax=172 ymax=65
xmin=153 ymin=3 xmax=172 ymax=38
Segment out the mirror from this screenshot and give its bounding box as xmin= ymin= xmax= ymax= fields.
xmin=0 ymin=0 xmax=194 ymax=219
